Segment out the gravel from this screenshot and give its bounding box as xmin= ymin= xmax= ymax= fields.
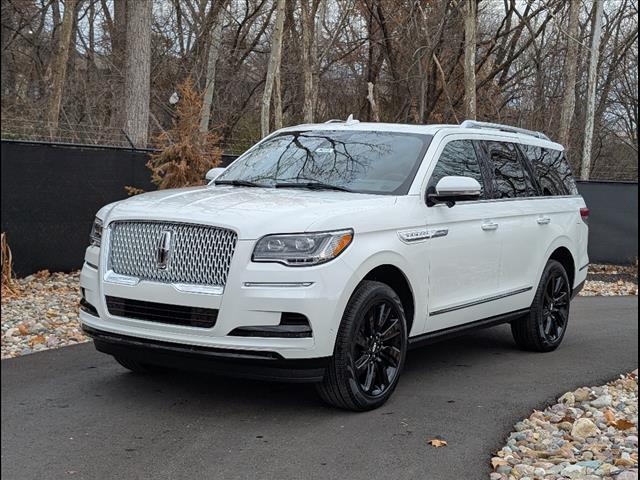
xmin=0 ymin=263 xmax=637 ymax=360
xmin=1 ymin=270 xmax=87 ymax=359
xmin=490 ymin=371 xmax=639 ymax=480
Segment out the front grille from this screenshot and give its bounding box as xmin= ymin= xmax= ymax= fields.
xmin=108 ymin=221 xmax=237 ymax=287
xmin=106 ymin=296 xmax=218 ymax=328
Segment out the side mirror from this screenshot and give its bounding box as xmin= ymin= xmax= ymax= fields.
xmin=206 ymin=167 xmax=226 ymax=183
xmin=426 ymin=176 xmax=482 ymax=208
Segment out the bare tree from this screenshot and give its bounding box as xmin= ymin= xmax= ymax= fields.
xmin=199 ymin=10 xmax=224 ymax=133
xmin=581 ymin=0 xmax=605 ymax=180
xmin=47 ymin=0 xmax=78 ymax=134
xmin=261 ymin=0 xmax=286 ymax=137
xmin=558 ymin=0 xmax=581 ymax=147
xmin=463 ymin=0 xmax=476 ymax=120
xmin=124 ymin=0 xmax=152 ymax=147
xmin=300 ymin=0 xmax=320 ymax=123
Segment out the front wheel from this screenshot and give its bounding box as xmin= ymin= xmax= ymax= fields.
xmin=317 ymin=281 xmax=408 ymax=411
xmin=511 ymin=260 xmax=571 ymax=352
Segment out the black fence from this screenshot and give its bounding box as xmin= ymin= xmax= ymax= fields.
xmin=1 ymin=140 xmax=638 ymax=276
xmin=1 ymin=140 xmax=237 ymax=276
xmin=576 ymin=181 xmax=638 ymax=265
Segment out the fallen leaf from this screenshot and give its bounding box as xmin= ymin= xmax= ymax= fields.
xmin=427 ymin=439 xmax=447 ymax=448
xmin=614 ymin=419 xmax=635 ymax=430
xmin=29 ymin=335 xmax=45 ymax=346
xmin=604 ymin=409 xmax=616 ymax=426
xmin=18 ymin=324 xmax=29 ymax=336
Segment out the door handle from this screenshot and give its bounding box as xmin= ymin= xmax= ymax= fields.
xmin=537 ymin=216 xmax=551 ymax=225
xmin=481 ymin=222 xmax=499 ymax=231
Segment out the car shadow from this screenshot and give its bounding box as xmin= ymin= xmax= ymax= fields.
xmin=88 ymin=324 xmax=519 ymax=416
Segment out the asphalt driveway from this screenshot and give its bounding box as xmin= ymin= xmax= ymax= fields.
xmin=1 ymin=296 xmax=637 ymax=480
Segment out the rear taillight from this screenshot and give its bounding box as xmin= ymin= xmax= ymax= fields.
xmin=580 ymin=207 xmax=590 ymax=224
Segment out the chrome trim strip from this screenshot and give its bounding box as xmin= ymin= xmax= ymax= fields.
xmin=173 ymin=283 xmax=224 ymax=295
xmin=430 ymin=286 xmax=533 ymax=316
xmin=103 ymin=270 xmax=140 ymax=286
xmin=243 ymin=282 xmax=314 ymax=288
xmin=398 ymin=227 xmax=449 ymax=244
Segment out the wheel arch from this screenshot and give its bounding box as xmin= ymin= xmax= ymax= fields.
xmin=340 ymin=251 xmax=421 ymax=336
xmin=361 ymin=264 xmax=416 ymax=336
xmin=537 ymin=237 xmax=578 ymax=291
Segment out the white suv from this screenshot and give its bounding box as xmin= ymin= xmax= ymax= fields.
xmin=80 ymin=119 xmax=589 ymax=411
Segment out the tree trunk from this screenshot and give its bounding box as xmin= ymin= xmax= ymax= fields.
xmin=463 ymin=0 xmax=477 ymax=120
xmin=109 ymin=0 xmax=127 ymax=130
xmin=260 ymin=0 xmax=286 ymax=137
xmin=47 ymin=0 xmax=78 ymax=135
xmin=558 ymin=0 xmax=580 ymax=148
xmin=274 ymin=61 xmax=283 ymax=130
xmin=580 ymin=0 xmax=604 ymax=181
xmin=124 ymin=0 xmax=152 ymax=148
xmin=300 ymin=0 xmax=316 ymax=123
xmin=199 ymin=14 xmax=223 ymax=133
xmin=367 ymin=82 xmax=380 ymax=122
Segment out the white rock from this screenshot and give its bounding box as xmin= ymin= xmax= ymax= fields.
xmin=571 ymin=418 xmax=599 ymax=439
xmin=590 ymin=395 xmax=613 ymax=408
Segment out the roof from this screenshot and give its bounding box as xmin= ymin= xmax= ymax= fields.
xmin=277 ymin=119 xmax=563 ymax=150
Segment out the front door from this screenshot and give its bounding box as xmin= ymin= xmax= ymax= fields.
xmin=424 ymin=137 xmax=503 ymax=332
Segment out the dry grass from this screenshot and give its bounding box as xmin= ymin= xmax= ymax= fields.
xmin=1 ymin=232 xmax=20 ymax=299
xmin=147 ymin=77 xmax=222 ymax=190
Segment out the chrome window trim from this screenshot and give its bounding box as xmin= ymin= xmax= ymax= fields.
xmin=428 ymin=194 xmax=582 ymax=207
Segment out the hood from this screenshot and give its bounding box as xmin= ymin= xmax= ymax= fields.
xmin=106 ymin=185 xmax=395 ymax=239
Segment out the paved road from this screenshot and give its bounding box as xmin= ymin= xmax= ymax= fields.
xmin=2 ymin=296 xmax=637 ymax=480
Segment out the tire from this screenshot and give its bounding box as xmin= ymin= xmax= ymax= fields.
xmin=317 ymin=280 xmax=408 ymax=411
xmin=511 ymin=260 xmax=571 ymax=352
xmin=114 ymin=355 xmax=165 ymax=374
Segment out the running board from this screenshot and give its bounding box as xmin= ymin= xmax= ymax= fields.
xmin=408 ymin=308 xmax=530 ymax=349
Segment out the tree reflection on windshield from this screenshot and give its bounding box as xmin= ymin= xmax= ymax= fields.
xmin=217 ymin=130 xmax=432 ymax=195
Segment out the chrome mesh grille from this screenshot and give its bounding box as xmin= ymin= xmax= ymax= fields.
xmin=108 ymin=221 xmax=237 ymax=287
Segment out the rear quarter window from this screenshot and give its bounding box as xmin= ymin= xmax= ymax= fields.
xmin=520 ymin=145 xmax=579 ymax=196
xmin=482 ymin=141 xmax=536 ymax=198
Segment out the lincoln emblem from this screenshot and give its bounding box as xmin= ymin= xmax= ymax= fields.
xmin=156 ymin=231 xmax=172 ymax=270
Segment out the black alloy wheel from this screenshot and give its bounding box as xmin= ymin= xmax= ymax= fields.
xmin=317 ymin=280 xmax=408 ymax=411
xmin=511 ymin=259 xmax=571 ymax=352
xmin=540 ymin=271 xmax=570 ymax=343
xmin=353 ymin=300 xmax=403 ymax=397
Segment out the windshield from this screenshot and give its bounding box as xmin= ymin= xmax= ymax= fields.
xmin=216 ymin=130 xmax=432 ymax=195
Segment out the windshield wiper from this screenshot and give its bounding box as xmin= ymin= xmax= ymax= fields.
xmin=214 ymin=179 xmax=267 ymax=188
xmin=274 ymin=181 xmax=352 ymax=192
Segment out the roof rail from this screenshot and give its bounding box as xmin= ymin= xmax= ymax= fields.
xmin=325 ymin=114 xmax=360 ymax=125
xmin=460 ymin=120 xmax=551 ymax=141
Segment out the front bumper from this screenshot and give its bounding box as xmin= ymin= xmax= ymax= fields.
xmin=83 ymin=325 xmax=329 ymax=382
xmin=79 ymin=238 xmax=355 ymax=361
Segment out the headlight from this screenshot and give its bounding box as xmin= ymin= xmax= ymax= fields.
xmin=89 ymin=217 xmax=103 ymax=247
xmin=252 ymin=229 xmax=353 ymax=266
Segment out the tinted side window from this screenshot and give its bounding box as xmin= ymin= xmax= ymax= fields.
xmin=521 ymin=145 xmax=578 ymax=196
xmin=427 ymin=140 xmax=485 ymax=197
xmin=485 ymin=141 xmax=535 ymax=198
xmin=557 ymin=151 xmax=579 ymax=195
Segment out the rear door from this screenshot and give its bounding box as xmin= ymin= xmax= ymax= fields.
xmin=424 ymin=137 xmax=502 ymax=332
xmin=476 ymin=140 xmax=543 ymax=313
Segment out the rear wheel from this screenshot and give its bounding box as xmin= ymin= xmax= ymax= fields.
xmin=317 ymin=281 xmax=408 ymax=411
xmin=511 ymin=260 xmax=571 ymax=352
